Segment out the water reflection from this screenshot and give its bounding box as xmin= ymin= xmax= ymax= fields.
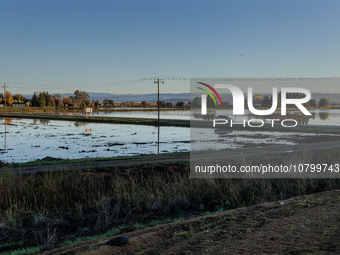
xmin=157 ymin=125 xmax=160 ymax=154
xmin=39 ymin=119 xmax=50 ymax=125
xmin=246 ymin=112 xmax=314 ymax=125
xmin=2 ymin=118 xmax=13 ymax=149
xmin=193 ymin=112 xmax=216 ymax=121
xmin=4 ymin=119 xmax=7 ymax=149
xmin=74 ymin=122 xmax=89 ymax=127
xmin=214 ymin=129 xmax=233 ymax=136
xmin=192 ymin=111 xmax=316 ymax=125
xmin=319 ymin=112 xmax=330 ymax=120
xmin=31 ymin=119 xmax=51 ymax=125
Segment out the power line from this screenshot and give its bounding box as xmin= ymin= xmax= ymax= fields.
xmin=0 ymin=77 xmax=188 ymax=89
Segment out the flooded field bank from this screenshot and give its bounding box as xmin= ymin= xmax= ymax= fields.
xmin=1 ymin=117 xmax=340 ymax=163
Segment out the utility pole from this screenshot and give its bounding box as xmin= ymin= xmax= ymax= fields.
xmin=154 ymin=78 xmax=164 ymax=122
xmin=2 ymin=83 xmax=7 ymax=115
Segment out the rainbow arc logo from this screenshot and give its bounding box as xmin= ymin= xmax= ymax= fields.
xmin=196 ymin=82 xmax=222 ymax=106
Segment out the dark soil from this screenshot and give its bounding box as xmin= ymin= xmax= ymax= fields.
xmin=42 ymin=189 xmax=340 ymax=255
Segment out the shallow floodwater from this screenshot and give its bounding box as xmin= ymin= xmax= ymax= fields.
xmin=191 ymin=129 xmax=340 ymax=151
xmin=1 ymin=117 xmax=339 ymax=163
xmin=0 ymin=118 xmax=189 ymax=163
xmin=192 ymin=109 xmax=340 ymax=126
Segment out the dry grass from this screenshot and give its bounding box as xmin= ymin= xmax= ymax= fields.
xmin=0 ymin=148 xmax=339 ymax=253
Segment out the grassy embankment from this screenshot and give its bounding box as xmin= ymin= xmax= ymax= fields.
xmin=0 ymin=113 xmax=189 ymax=127
xmin=0 ymin=107 xmax=189 ymax=113
xmin=1 ymin=151 xmax=190 ymax=168
xmin=1 ymin=148 xmax=340 ymax=254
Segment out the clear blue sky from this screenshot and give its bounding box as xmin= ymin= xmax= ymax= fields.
xmin=1 ymin=0 xmax=340 ymax=95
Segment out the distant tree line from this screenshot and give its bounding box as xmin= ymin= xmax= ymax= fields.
xmin=30 ymin=90 xmax=93 ymax=108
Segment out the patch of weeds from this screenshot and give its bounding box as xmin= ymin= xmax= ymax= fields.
xmin=298 ymin=200 xmax=321 ymax=208
xmin=146 ymin=219 xmax=162 ymax=227
xmin=133 ymin=222 xmax=146 ymax=229
xmin=1 ymin=247 xmax=40 ymax=255
xmin=323 ymin=226 xmax=338 ymax=235
xmin=173 ymin=230 xmax=188 ymax=237
xmin=307 ymin=251 xmax=322 ymax=255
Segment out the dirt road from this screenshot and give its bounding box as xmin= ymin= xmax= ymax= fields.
xmin=42 ymin=189 xmax=340 ymax=255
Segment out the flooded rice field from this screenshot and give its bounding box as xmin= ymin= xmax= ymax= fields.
xmin=1 ymin=117 xmax=340 ymax=163
xmin=0 ymin=118 xmax=189 ymax=163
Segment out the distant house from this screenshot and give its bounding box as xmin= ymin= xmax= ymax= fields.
xmin=12 ymin=103 xmax=26 ymax=107
xmin=0 ymin=104 xmax=4 ymax=107
xmin=252 ymin=100 xmax=262 ymax=107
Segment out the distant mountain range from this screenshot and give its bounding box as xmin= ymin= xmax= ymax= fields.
xmin=21 ymin=92 xmax=340 ymax=103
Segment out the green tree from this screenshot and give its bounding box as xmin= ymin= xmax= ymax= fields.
xmin=141 ymin=101 xmax=148 ymax=107
xmin=261 ymin=95 xmax=272 ymax=108
xmin=32 ymin=93 xmax=39 ymax=107
xmin=13 ymin=94 xmax=26 ymax=102
xmin=176 ymin=101 xmax=184 ymax=107
xmin=319 ymin=98 xmax=331 ymax=109
xmin=45 ymin=92 xmax=52 ymax=107
xmin=191 ymin=97 xmax=201 ymax=108
xmin=157 ymin=101 xmax=166 ymax=107
xmin=310 ymin=99 xmax=316 ymax=108
xmin=63 ymin=96 xmax=72 ymax=107
xmin=253 ymin=94 xmax=262 ymax=101
xmin=38 ymin=92 xmax=46 ymax=107
xmin=70 ymin=90 xmax=90 ymax=108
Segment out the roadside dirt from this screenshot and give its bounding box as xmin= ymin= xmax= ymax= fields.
xmin=42 ymin=189 xmax=340 ymax=255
